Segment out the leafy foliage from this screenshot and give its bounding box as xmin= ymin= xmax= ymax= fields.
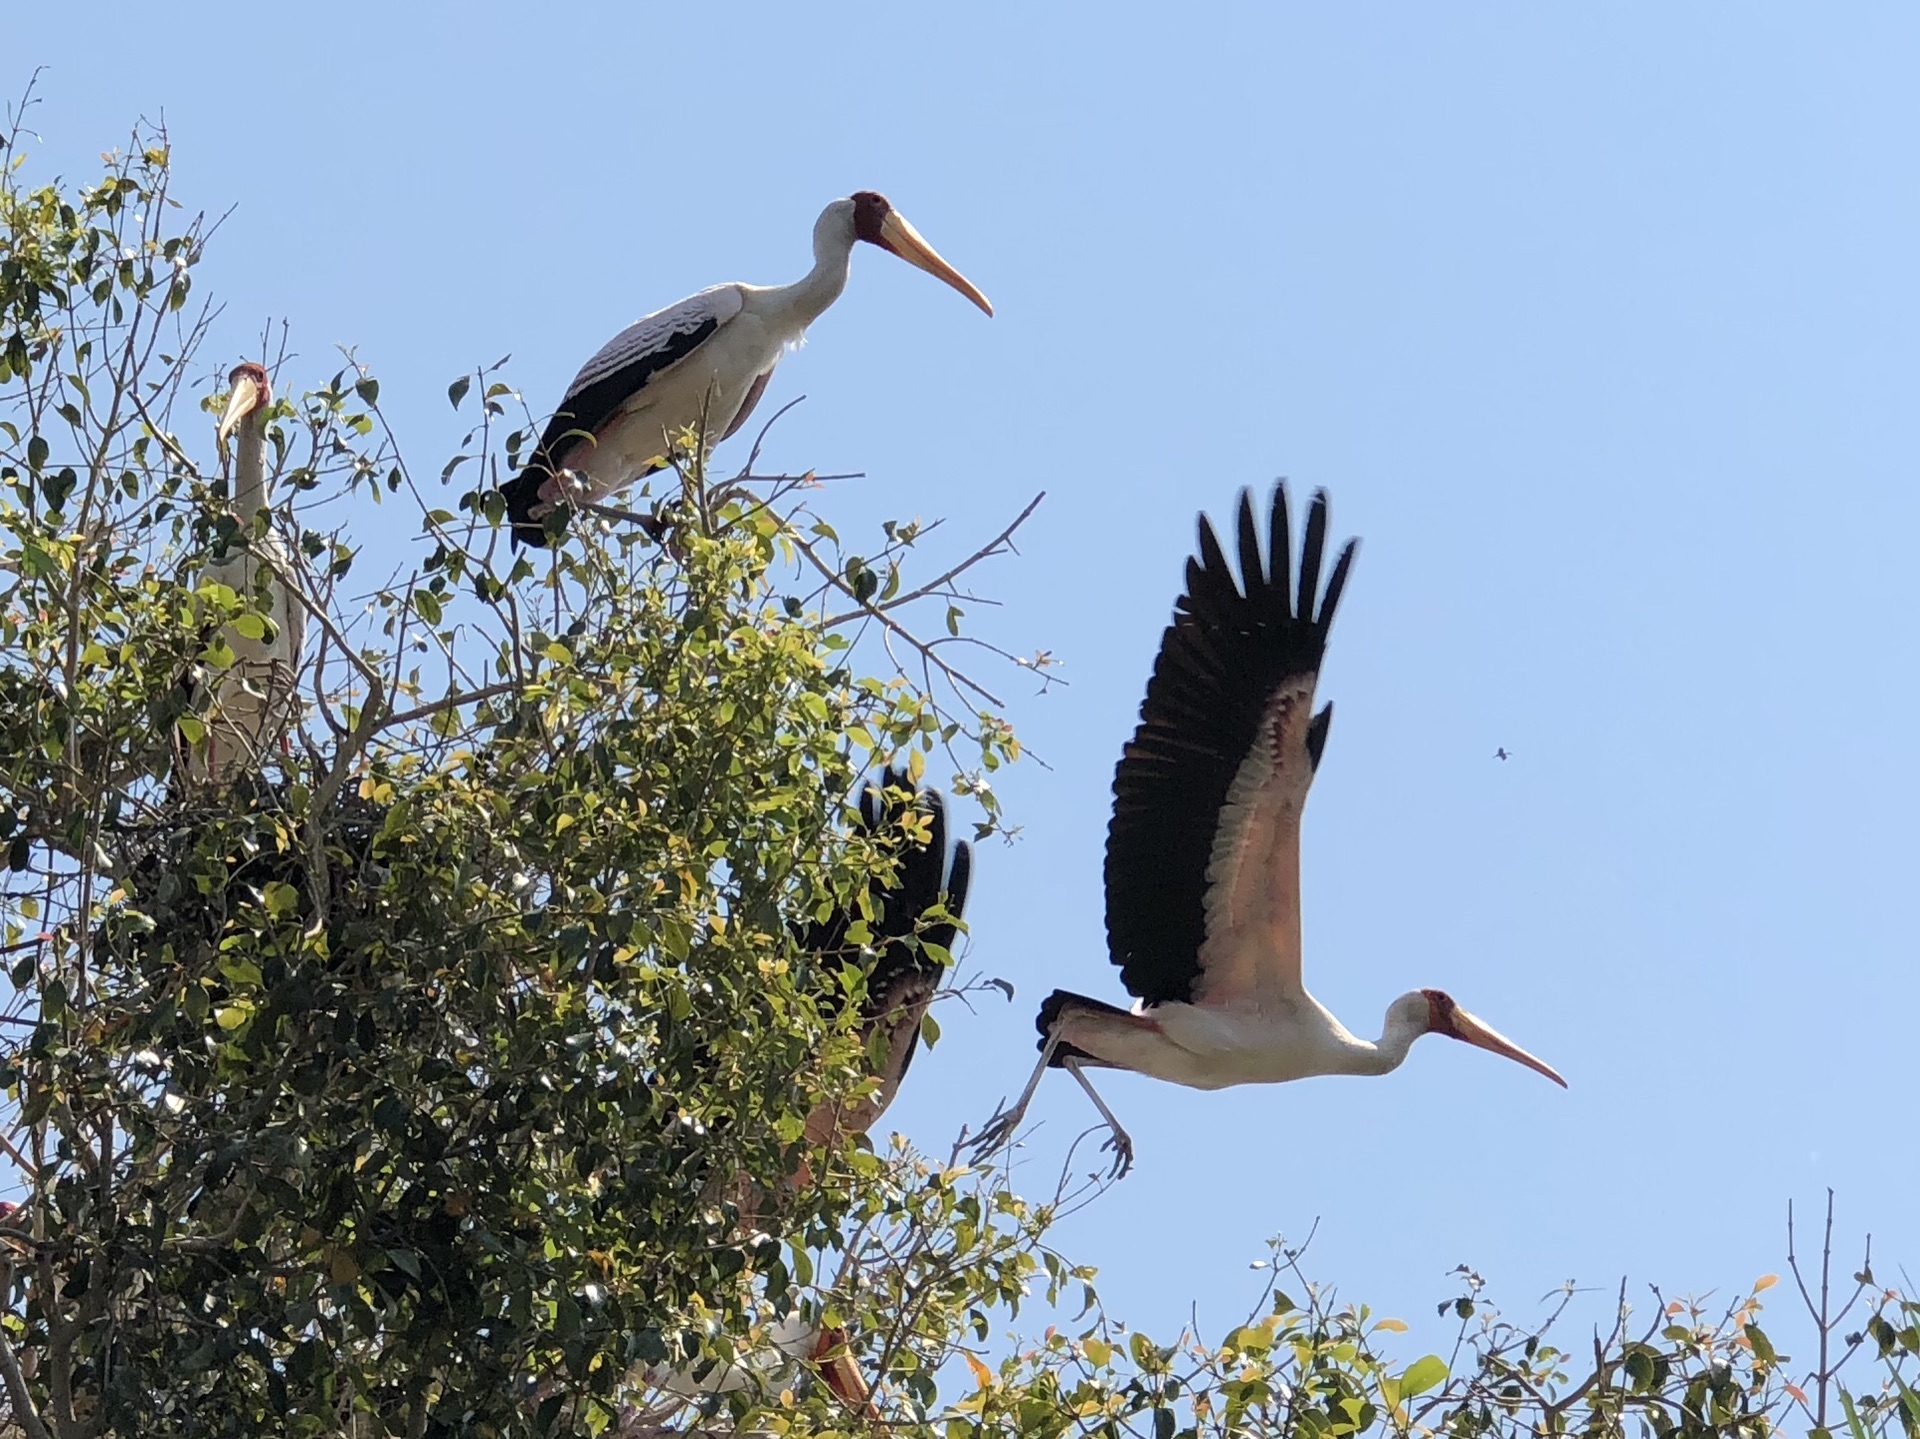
xmin=0 ymin=91 xmax=1915 ymax=1439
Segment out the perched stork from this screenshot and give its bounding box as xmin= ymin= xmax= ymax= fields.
xmin=793 ymin=766 xmax=974 ymax=1156
xmin=500 ymin=192 xmax=992 ymax=548
xmin=175 ymin=362 xmax=308 ymax=791
xmin=644 ymin=1307 xmax=877 ymax=1422
xmin=969 ymin=485 xmax=1564 ymax=1177
xmin=655 ymin=768 xmax=971 ymax=1418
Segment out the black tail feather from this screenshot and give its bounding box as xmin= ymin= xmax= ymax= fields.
xmin=1036 ymin=989 xmax=1128 ymax=1068
xmin=500 ymin=463 xmax=560 ymax=549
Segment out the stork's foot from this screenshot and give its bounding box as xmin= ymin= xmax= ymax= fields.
xmin=963 ymin=1099 xmax=1027 ymax=1165
xmin=1062 ymin=1056 xmax=1135 ymax=1181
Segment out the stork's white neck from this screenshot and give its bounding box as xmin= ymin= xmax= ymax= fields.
xmin=232 ymin=419 xmax=268 ymax=517
xmin=1328 ymin=999 xmax=1428 ymax=1078
xmin=759 ymin=203 xmax=858 ymax=335
xmin=786 ymin=235 xmax=854 ymax=327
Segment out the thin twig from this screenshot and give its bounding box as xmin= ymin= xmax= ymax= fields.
xmin=790 ymin=533 xmax=1004 ymax=710
xmin=822 ymin=491 xmax=1045 ymax=627
xmin=379 ymin=681 xmax=519 ymax=732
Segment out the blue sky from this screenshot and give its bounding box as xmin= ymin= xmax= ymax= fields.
xmin=10 ymin=1 xmax=1919 ymax=1364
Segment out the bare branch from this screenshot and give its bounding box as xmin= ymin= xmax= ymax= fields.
xmin=791 ymin=532 xmax=1005 ymax=710
xmin=822 ymin=490 xmax=1045 ymax=627
xmin=378 ymin=681 xmax=518 ymax=733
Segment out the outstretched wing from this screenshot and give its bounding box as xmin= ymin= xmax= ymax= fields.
xmin=794 ymin=766 xmax=973 ymax=1110
xmin=1104 ymin=485 xmax=1357 ymax=1009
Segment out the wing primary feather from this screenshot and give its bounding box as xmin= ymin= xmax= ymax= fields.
xmin=1236 ymin=489 xmax=1266 ymax=607
xmin=1296 ymin=489 xmax=1329 ymax=625
xmin=1306 ymin=702 xmax=1334 ymax=771
xmin=1317 ymin=537 xmax=1358 ymax=631
xmin=1268 ymin=481 xmax=1294 ymax=619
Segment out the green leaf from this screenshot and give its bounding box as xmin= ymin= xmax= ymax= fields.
xmin=1400 ymin=1354 xmax=1448 ymax=1397
xmin=448 ymin=374 xmax=471 ymax=409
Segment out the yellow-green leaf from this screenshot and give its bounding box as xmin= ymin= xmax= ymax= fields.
xmin=1400 ymin=1355 xmax=1447 ymax=1397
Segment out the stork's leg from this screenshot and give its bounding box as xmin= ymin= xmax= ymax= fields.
xmin=581 ymin=502 xmax=667 ymax=542
xmin=965 ymin=1031 xmax=1061 ymax=1162
xmin=1063 ymin=1058 xmax=1134 ymax=1180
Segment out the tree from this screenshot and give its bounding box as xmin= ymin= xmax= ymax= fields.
xmin=2 ymin=92 xmax=1918 ymax=1439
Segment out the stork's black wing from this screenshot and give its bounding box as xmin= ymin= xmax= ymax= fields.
xmin=794 ymin=766 xmax=972 ymax=1095
xmin=500 ymin=286 xmax=739 ymax=546
xmin=1104 ymin=484 xmax=1357 ymax=1007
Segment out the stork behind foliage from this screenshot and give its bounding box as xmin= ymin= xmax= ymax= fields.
xmin=500 ymin=192 xmax=991 ymax=547
xmin=970 ymin=485 xmax=1564 ymax=1176
xmin=655 ymin=768 xmax=972 ymax=1419
xmin=175 ymin=362 xmax=308 ymax=792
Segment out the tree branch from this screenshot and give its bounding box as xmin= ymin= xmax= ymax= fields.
xmin=790 ymin=532 xmax=1005 ymax=710
xmin=821 ymin=490 xmax=1044 ymax=628
xmin=0 ymin=1319 xmax=51 ymax=1439
xmin=379 ymin=681 xmax=519 ymax=733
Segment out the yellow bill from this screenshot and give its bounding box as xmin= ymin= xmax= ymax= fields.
xmin=1449 ymin=1005 xmax=1568 ymax=1087
xmin=218 ymin=370 xmax=265 ymax=446
xmin=877 ymin=210 xmax=994 ymax=317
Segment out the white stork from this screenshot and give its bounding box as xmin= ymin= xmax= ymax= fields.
xmin=656 ymin=768 xmax=971 ymax=1417
xmin=969 ymin=485 xmax=1564 ymax=1177
xmin=176 ymin=362 xmax=308 ymax=791
xmin=501 ymin=192 xmax=992 ymax=547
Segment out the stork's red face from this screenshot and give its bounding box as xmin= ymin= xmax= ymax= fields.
xmin=1422 ymin=988 xmax=1567 ymax=1087
xmin=218 ymin=361 xmax=273 ymax=444
xmin=849 ymin=190 xmax=993 ymax=316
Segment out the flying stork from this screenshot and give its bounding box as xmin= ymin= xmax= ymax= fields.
xmin=968 ymin=485 xmax=1564 ymax=1177
xmin=175 ymin=362 xmax=308 ymax=791
xmin=654 ymin=767 xmax=971 ymax=1418
xmin=501 ymin=192 xmax=992 ymax=548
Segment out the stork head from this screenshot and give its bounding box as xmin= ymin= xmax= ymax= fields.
xmin=218 ymin=361 xmax=273 ymax=445
xmin=1402 ymin=988 xmax=1567 ymax=1087
xmin=824 ymin=190 xmax=993 ymax=316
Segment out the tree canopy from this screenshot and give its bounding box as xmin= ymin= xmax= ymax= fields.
xmin=0 ymin=101 xmax=1917 ymax=1439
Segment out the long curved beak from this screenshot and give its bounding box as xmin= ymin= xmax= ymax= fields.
xmin=217 ymin=372 xmax=264 ymax=446
xmin=877 ymin=211 xmax=993 ymax=317
xmin=1448 ymin=1006 xmax=1567 ymax=1087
